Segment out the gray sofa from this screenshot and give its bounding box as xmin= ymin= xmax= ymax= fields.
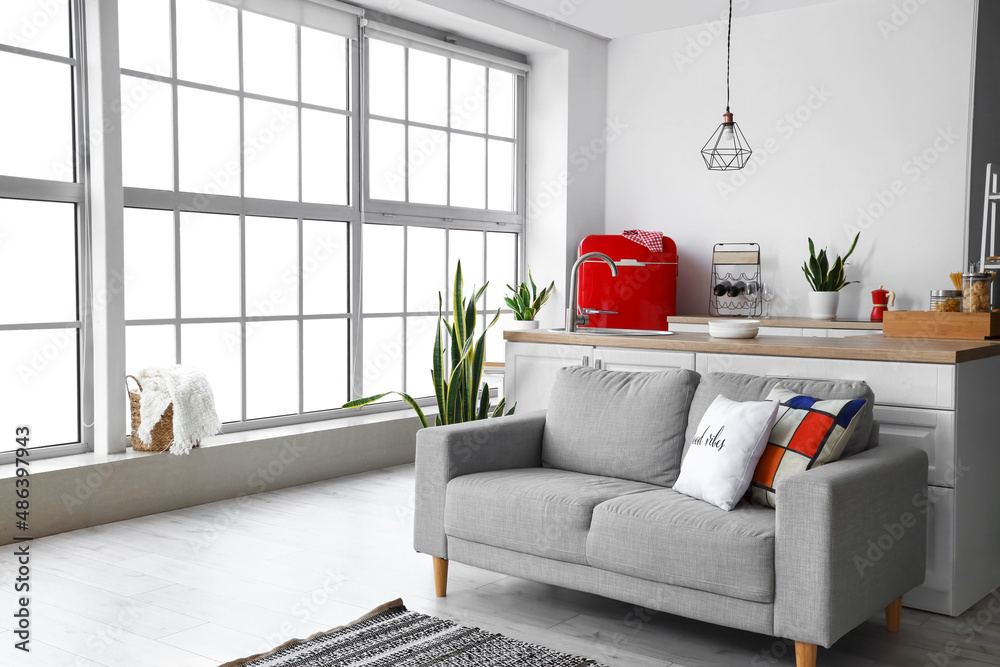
xmin=414 ymin=367 xmax=928 ymax=667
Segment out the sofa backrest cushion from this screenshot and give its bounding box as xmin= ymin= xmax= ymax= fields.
xmin=542 ymin=365 xmax=701 ymax=486
xmin=685 ymin=372 xmax=876 ymax=459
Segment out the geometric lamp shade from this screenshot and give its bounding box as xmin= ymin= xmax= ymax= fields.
xmin=701 ymin=112 xmax=753 ymax=171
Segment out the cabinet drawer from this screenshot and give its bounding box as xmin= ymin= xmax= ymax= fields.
xmin=594 ymin=348 xmax=695 ymax=372
xmin=902 ymin=486 xmax=955 ymax=615
xmin=695 ymin=354 xmax=955 ymax=409
xmin=874 ymin=406 xmax=956 ymax=487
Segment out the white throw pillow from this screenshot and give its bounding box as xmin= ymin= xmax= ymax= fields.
xmin=673 ymin=395 xmax=779 ymax=511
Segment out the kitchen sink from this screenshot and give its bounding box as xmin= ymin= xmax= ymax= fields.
xmin=545 ymin=328 xmax=676 ymax=336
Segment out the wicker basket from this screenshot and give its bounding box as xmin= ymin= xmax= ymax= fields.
xmin=126 ymin=375 xmax=174 ymax=452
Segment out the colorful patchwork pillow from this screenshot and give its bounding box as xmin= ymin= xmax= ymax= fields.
xmin=750 ymin=385 xmax=868 ymax=508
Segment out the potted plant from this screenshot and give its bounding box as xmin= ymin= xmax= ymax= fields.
xmin=802 ymin=232 xmax=861 ymax=320
xmin=342 ymin=262 xmax=514 ymax=426
xmin=504 ymin=270 xmax=556 ymax=330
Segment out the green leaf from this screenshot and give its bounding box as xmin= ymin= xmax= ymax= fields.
xmin=490 ymin=397 xmax=506 ymax=418
xmin=529 ymin=269 xmax=538 ymax=301
xmin=452 ymin=261 xmax=465 ymax=345
xmin=432 ymin=297 xmax=447 ymax=420
xmin=505 ymin=404 xmax=516 ymax=416
xmin=343 ymin=392 xmax=428 ymax=428
xmin=842 ymin=231 xmax=861 ymax=263
xmin=808 ymin=237 xmax=816 ymax=258
xmin=477 ymin=382 xmax=490 ymax=420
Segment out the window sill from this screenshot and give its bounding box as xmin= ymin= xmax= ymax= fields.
xmin=0 ymin=406 xmax=425 ymax=480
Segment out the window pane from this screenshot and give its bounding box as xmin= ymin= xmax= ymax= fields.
xmin=363 ymin=224 xmax=403 ymax=313
xmin=176 ymin=0 xmax=239 ymax=89
xmin=246 ymin=320 xmax=298 ymax=419
xmin=0 ymin=52 xmax=72 ymax=182
xmin=246 ymin=216 xmax=298 ymax=318
xmin=120 ymin=75 xmax=174 ymax=190
xmin=368 ymin=120 xmax=405 ymax=201
xmin=487 ymin=140 xmax=514 ymax=212
xmin=304 ymin=319 xmax=347 ymax=412
xmin=181 ymin=323 xmax=242 ymax=423
xmin=406 ymin=316 xmax=437 ymax=399
xmin=178 ymin=87 xmax=240 ymax=196
xmin=448 ymin=229 xmax=484 ymax=304
xmin=486 ymin=232 xmax=517 ymax=310
xmin=408 ymin=126 xmax=447 ymax=205
xmin=302 ymin=28 xmax=347 ymax=110
xmin=244 ymin=99 xmax=298 ymax=201
xmin=180 ymin=213 xmax=240 ymax=318
xmin=303 ymin=220 xmax=349 ymax=315
xmin=486 ymin=313 xmax=514 ymax=363
xmin=450 ymin=60 xmax=486 ymax=133
xmin=126 ymin=325 xmax=176 ymax=374
xmin=242 ymin=12 xmax=297 ymax=100
xmin=449 ymin=134 xmax=485 ymax=209
xmin=0 ymin=0 xmax=71 ymax=57
xmin=406 ymin=227 xmax=446 ymax=313
xmin=362 ymin=317 xmax=403 ymax=397
xmin=488 ymin=69 xmax=516 ymax=138
xmin=408 ymin=49 xmax=447 ymax=126
xmin=118 ymin=0 xmax=171 ymax=75
xmin=302 ymin=110 xmax=348 ymax=206
xmin=0 ymin=329 xmax=78 ymax=449
xmin=0 ymin=199 xmax=76 ymax=324
xmin=124 ymin=208 xmax=175 ymax=320
xmin=368 ymin=39 xmax=404 ymax=119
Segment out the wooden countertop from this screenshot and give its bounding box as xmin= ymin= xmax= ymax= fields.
xmin=504 ymin=330 xmax=1000 ymax=364
xmin=668 ymin=316 xmax=883 ymax=330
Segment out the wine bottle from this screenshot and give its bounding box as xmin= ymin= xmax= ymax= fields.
xmin=726 ymin=281 xmax=746 ymax=298
xmin=713 ymin=281 xmax=731 ymax=297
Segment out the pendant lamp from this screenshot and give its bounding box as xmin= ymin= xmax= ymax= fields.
xmin=701 ymin=0 xmax=752 ymax=171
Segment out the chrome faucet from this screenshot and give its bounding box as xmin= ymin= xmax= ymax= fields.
xmin=567 ymin=252 xmax=619 ymax=332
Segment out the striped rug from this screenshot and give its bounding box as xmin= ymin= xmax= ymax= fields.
xmin=218 ymin=599 xmax=609 ymax=667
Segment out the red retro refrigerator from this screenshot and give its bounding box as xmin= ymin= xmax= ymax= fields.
xmin=576 ymin=235 xmax=678 ymax=331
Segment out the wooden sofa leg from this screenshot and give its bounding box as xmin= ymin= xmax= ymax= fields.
xmin=795 ymin=641 xmax=817 ymax=667
xmin=886 ymin=596 xmax=902 ymax=632
xmin=433 ymin=557 xmax=448 ymax=597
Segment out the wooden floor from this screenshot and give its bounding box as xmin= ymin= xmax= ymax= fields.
xmin=0 ymin=463 xmax=998 ymax=666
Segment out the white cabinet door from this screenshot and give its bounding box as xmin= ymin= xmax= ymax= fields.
xmin=504 ymin=342 xmax=593 ymax=412
xmin=594 ymin=347 xmax=696 ymax=372
xmin=902 ymin=486 xmax=956 ymax=615
xmin=874 ymin=406 xmax=956 ymax=487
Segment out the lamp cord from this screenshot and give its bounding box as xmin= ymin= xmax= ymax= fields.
xmin=726 ymin=0 xmax=732 ymax=112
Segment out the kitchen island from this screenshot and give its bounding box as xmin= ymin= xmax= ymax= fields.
xmin=503 ymin=329 xmax=1000 ymax=617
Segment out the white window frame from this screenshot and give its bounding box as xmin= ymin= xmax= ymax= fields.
xmin=0 ymin=0 xmax=91 ymax=462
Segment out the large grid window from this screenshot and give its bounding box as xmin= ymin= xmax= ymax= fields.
xmin=120 ymin=0 xmax=355 ymax=425
xmin=0 ymin=0 xmax=86 ymax=454
xmin=361 ymin=34 xmax=525 ymax=402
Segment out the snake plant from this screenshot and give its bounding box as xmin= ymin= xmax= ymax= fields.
xmin=802 ymin=232 xmax=861 ymax=292
xmin=342 ymin=261 xmax=514 ymax=427
xmin=505 ymin=269 xmax=556 ymax=321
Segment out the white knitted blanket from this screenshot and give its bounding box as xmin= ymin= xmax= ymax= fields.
xmin=136 ymin=366 xmax=221 ymax=455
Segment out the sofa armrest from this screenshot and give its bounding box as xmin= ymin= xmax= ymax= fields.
xmin=774 ymin=445 xmax=928 ymax=648
xmin=414 ymin=410 xmax=547 ymax=559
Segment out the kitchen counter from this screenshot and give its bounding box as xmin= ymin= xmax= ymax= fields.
xmin=503 ymin=329 xmax=1000 ymax=364
xmin=668 ymin=316 xmax=883 ymax=330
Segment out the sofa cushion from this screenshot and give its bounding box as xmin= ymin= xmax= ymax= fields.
xmin=586 ymin=488 xmax=777 ymax=603
xmin=542 ymin=366 xmax=700 ymax=486
xmin=685 ymin=372 xmax=875 ymax=459
xmin=444 ymin=468 xmax=657 ymax=565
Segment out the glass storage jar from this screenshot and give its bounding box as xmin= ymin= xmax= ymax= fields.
xmin=930 ymin=290 xmax=962 ymax=312
xmin=962 ymin=273 xmax=992 ymax=313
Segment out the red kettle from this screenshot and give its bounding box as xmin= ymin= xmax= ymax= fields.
xmin=870 ymin=285 xmax=895 ymax=322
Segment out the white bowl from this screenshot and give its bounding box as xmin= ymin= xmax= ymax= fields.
xmin=709 ymin=327 xmax=759 ymax=339
xmin=708 ymin=319 xmax=759 ymax=339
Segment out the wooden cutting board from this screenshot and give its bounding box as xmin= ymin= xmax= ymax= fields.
xmin=883 ymin=311 xmax=1000 ymax=340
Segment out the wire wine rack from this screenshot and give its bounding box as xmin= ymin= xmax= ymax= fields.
xmin=709 ymin=242 xmax=762 ymax=318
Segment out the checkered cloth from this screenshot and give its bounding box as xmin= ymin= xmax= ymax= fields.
xmin=621 ymin=230 xmax=663 ymax=253
xmin=750 ymin=385 xmax=867 ymax=508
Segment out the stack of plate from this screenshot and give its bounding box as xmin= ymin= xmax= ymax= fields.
xmin=708 ymin=319 xmax=760 ymax=339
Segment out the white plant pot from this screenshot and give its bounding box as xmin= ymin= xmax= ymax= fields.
xmin=505 ymin=319 xmax=540 ymax=331
xmin=807 ymin=291 xmax=840 ymax=320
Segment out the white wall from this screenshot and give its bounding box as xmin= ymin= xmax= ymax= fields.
xmin=605 ymin=0 xmax=976 ymax=319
